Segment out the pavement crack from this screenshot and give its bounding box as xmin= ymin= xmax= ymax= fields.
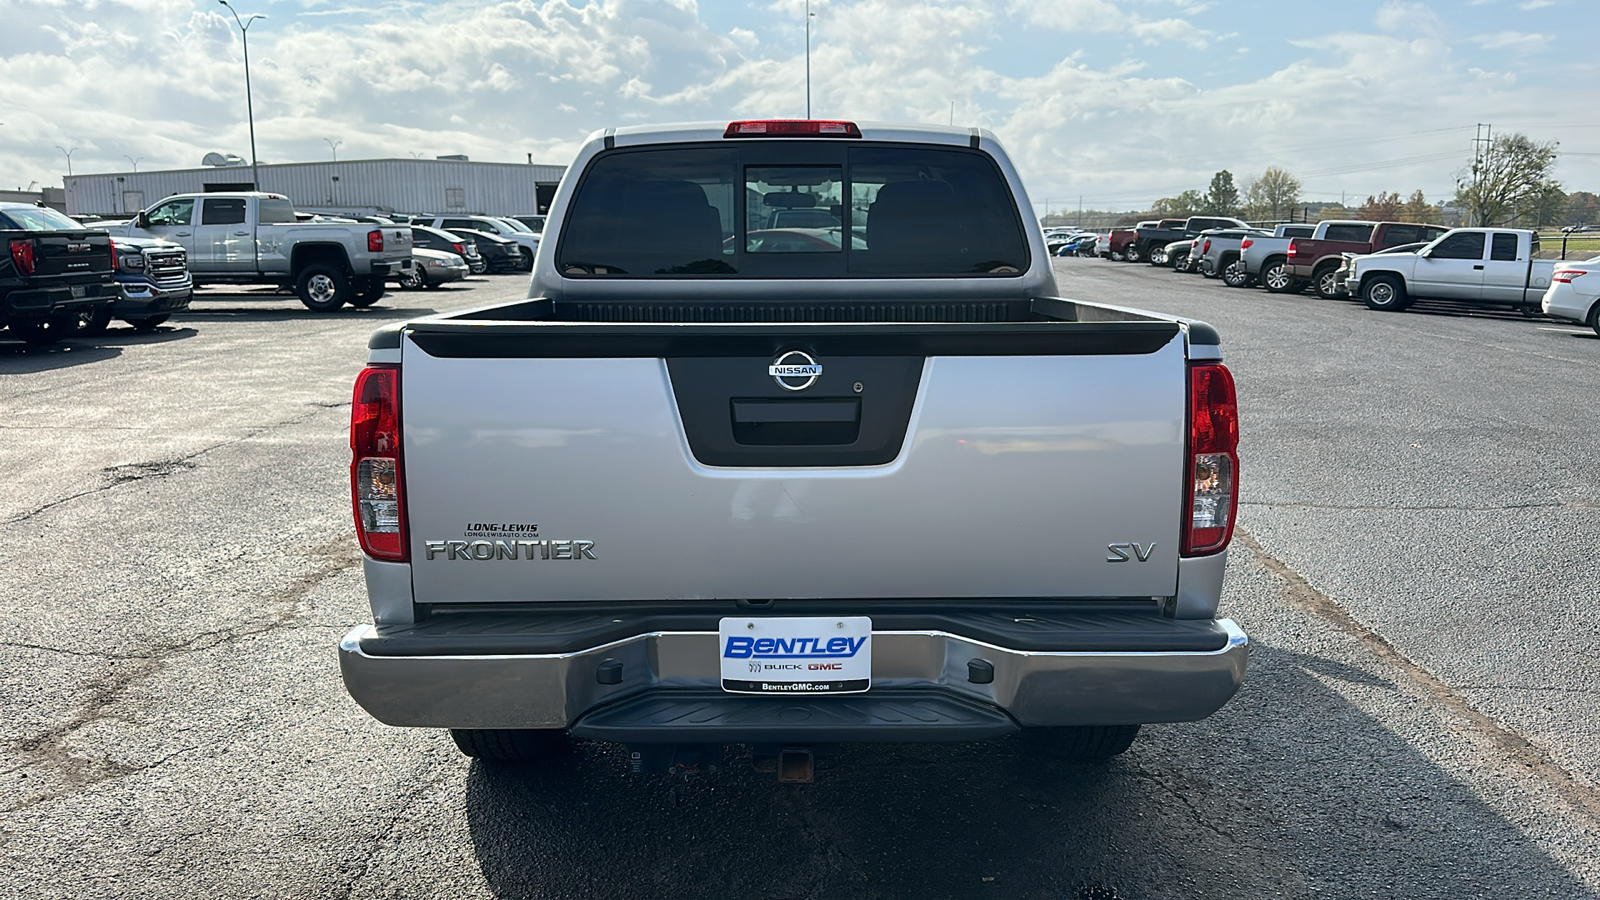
xmin=2 ymin=536 xmax=360 ymax=804
xmin=1239 ymin=530 xmax=1600 ymax=822
xmin=0 ymin=401 xmax=343 ymax=526
xmin=335 ymin=758 xmax=446 ymax=899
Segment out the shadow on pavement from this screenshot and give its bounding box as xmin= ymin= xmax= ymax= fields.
xmin=173 ymin=305 xmax=439 ymax=323
xmin=0 ymin=326 xmax=195 ymax=372
xmin=461 ymin=642 xmax=1591 ymax=899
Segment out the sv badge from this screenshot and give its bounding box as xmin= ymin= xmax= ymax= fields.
xmin=1107 ymin=542 xmax=1156 ymax=563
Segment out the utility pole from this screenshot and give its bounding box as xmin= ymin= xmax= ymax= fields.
xmin=1471 ymin=123 xmax=1493 ymax=226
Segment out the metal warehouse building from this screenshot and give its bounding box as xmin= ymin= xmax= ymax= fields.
xmin=63 ymin=158 xmax=567 ymax=219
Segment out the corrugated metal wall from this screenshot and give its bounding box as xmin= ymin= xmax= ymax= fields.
xmin=64 ymin=159 xmax=567 ymax=217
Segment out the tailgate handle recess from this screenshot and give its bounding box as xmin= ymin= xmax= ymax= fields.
xmin=730 ymin=398 xmax=861 ymax=446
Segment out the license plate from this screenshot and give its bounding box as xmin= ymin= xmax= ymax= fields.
xmin=719 ymin=616 xmax=871 ymax=694
xmin=70 ymin=285 xmax=86 ymax=298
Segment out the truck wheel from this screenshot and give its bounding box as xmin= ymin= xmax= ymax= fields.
xmin=1222 ymin=260 xmax=1251 ymax=287
xmin=449 ymin=728 xmax=568 ymax=761
xmin=78 ymin=306 xmax=113 ymax=336
xmin=9 ymin=312 xmax=80 ymax=345
xmin=1149 ymin=247 xmax=1167 ymax=266
xmin=296 ymin=264 xmax=350 ymax=312
xmin=127 ymin=315 xmax=169 ymax=333
xmin=1261 ymin=259 xmax=1297 ymax=293
xmin=1363 ymin=275 xmax=1409 ymax=311
xmin=1022 ymin=724 xmax=1140 ymax=760
xmin=349 ymin=280 xmax=386 ymax=308
xmin=1314 ymin=266 xmax=1341 ymax=299
xmin=1200 ymin=258 xmax=1219 ymax=278
xmin=1109 ymin=250 xmax=1125 ymax=262
xmin=1124 ymin=243 xmax=1143 ymax=263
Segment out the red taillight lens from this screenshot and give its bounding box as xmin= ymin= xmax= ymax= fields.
xmin=452 ymin=242 xmax=465 ymax=255
xmin=1553 ymin=270 xmax=1586 ymax=284
xmin=367 ymin=230 xmax=383 ymax=253
xmin=351 ymin=366 xmax=407 ymax=561
xmin=1287 ymin=240 xmax=1300 ymax=258
xmin=108 ymin=239 xmax=117 ymax=270
xmin=1183 ymin=362 xmax=1239 ymax=557
xmin=9 ymin=239 xmax=36 ymax=275
xmin=1202 ymin=239 xmax=1212 ymax=254
xmin=724 ymin=120 xmax=862 ymax=138
xmin=1240 ymin=238 xmax=1253 ymax=250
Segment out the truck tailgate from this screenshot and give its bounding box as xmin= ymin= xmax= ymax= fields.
xmin=398 ymin=322 xmax=1188 ymax=603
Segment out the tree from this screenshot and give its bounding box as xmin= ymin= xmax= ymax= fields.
xmin=1568 ymin=192 xmax=1600 ymax=227
xmin=1529 ymin=185 xmax=1568 ymax=227
xmin=1401 ymin=190 xmax=1441 ymax=224
xmin=1453 ymin=133 xmax=1561 ymax=227
xmin=1357 ymin=191 xmax=1403 ymax=221
xmin=1243 ymin=167 xmax=1302 ymax=221
xmin=1204 ymin=170 xmax=1239 ymax=217
xmin=1152 ymin=189 xmax=1205 ymax=218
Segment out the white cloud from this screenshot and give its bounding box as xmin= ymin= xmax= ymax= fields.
xmin=1009 ymin=0 xmax=1212 ymax=49
xmin=1473 ymin=30 xmax=1551 ymax=53
xmin=1374 ymin=1 xmax=1441 ymax=36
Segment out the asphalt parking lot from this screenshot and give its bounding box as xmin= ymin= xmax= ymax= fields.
xmin=1 ymin=268 xmax=1598 ymax=899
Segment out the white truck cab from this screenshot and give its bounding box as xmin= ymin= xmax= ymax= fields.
xmin=1349 ymin=227 xmax=1556 ymax=312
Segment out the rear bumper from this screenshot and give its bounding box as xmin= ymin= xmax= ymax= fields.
xmin=338 ymin=616 xmax=1249 ymax=739
xmin=4 ymin=282 xmax=109 ymax=317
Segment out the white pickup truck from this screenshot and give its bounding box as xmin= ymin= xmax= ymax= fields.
xmin=106 ymin=192 xmax=412 ymax=311
xmin=1348 ymin=227 xmax=1557 ymax=312
xmin=337 ymin=120 xmax=1249 ymax=777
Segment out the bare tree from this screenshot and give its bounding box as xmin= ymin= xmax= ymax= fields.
xmin=1244 ymin=167 xmax=1302 ymax=221
xmin=1357 ymin=191 xmax=1403 ymax=221
xmin=1454 ymin=133 xmax=1560 ymax=227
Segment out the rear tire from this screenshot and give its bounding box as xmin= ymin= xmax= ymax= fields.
xmin=1023 ymin=725 xmax=1140 ymax=761
xmin=295 ymin=264 xmax=350 ymax=312
xmin=1124 ymin=243 xmax=1143 ymax=263
xmin=349 ymin=279 xmax=385 ymax=308
xmin=1150 ymin=247 xmax=1167 ymax=266
xmin=1363 ymin=274 xmax=1410 ymax=311
xmin=398 ymin=264 xmax=427 ymax=290
xmin=449 ymin=728 xmax=568 ymax=761
xmin=1222 ymin=260 xmax=1251 ymax=287
xmin=1589 ymin=301 xmax=1600 ymax=337
xmin=1314 ymin=266 xmax=1341 ymax=299
xmin=1262 ymin=258 xmax=1298 ymax=293
xmin=9 ymin=312 xmax=80 ymax=344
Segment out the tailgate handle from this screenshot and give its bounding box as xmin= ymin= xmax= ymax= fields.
xmin=730 ymin=398 xmax=861 ymax=447
xmin=732 ymin=399 xmax=859 ymax=424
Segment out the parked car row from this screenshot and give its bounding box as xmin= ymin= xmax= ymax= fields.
xmin=1068 ymin=216 xmax=1598 ymax=332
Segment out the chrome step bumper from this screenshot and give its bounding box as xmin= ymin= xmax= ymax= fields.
xmin=339 ymin=619 xmax=1249 ymax=733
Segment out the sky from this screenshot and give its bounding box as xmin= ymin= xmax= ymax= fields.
xmin=1 ymin=0 xmax=1597 ymax=216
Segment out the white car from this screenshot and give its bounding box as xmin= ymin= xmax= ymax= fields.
xmin=1540 ymin=256 xmax=1600 ymax=335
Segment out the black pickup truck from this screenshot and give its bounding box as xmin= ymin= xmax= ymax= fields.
xmin=1 ymin=203 xmax=115 ymax=344
xmin=1132 ymin=215 xmax=1249 ymax=267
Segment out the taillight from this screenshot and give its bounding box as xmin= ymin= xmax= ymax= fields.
xmin=9 ymin=239 xmax=35 ymax=275
xmin=1183 ymin=362 xmax=1239 ymax=557
xmin=367 ymin=230 xmax=383 ymax=253
xmin=724 ymin=120 xmax=862 ymax=138
xmin=108 ymin=239 xmax=117 ymax=271
xmin=1240 ymin=238 xmax=1253 ymax=250
xmin=452 ymin=242 xmax=465 ymax=255
xmin=1553 ymin=270 xmax=1586 ymax=284
xmin=351 ymin=366 xmax=407 ymax=561
xmin=1202 ymin=239 xmax=1212 ymax=254
xmin=1287 ymin=240 xmax=1300 ymax=258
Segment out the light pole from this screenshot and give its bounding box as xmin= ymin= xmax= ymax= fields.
xmin=55 ymin=145 xmax=78 ymax=177
xmin=805 ymin=0 xmax=814 ymax=118
xmin=123 ymin=155 xmax=142 ymax=172
xmin=324 ymin=137 xmax=342 ymax=162
xmin=219 ymin=1 xmax=266 ymax=190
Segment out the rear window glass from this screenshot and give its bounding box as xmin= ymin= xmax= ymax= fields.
xmin=1491 ymin=232 xmax=1519 ymax=261
xmin=202 ymin=198 xmax=248 ymax=226
xmin=0 ymin=206 xmax=83 ymax=231
xmin=1432 ymin=231 xmax=1486 ymax=260
xmin=258 ymin=199 xmax=295 ymax=224
xmin=1380 ymin=224 xmax=1421 ymax=246
xmin=1323 ymin=223 xmax=1375 ymax=243
xmin=557 ymin=142 xmax=1028 ymax=278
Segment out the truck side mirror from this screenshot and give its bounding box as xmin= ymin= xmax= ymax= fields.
xmin=136 ymin=212 xmax=150 ymax=228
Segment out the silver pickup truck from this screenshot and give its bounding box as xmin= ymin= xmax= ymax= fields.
xmin=1348 ymin=227 xmax=1556 ymax=312
xmin=106 ymin=192 xmax=411 ymax=312
xmin=338 ymin=120 xmax=1249 ymax=777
